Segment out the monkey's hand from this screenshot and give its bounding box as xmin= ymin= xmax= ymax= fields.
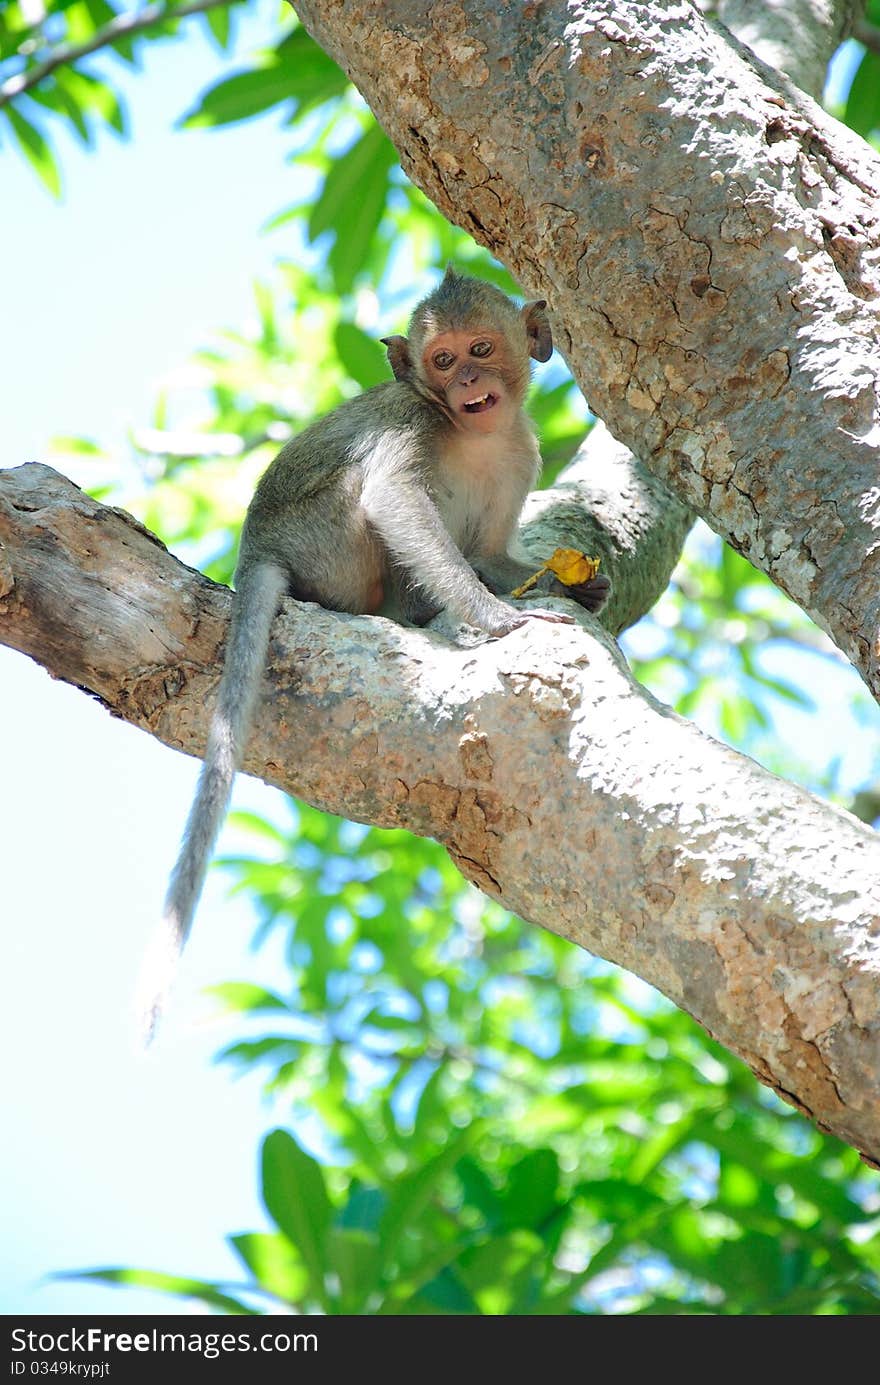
xmin=483 ymin=598 xmax=575 ymax=637
xmin=506 ymin=549 xmax=610 ymax=617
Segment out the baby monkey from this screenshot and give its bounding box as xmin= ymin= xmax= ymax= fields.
xmin=143 ymin=268 xmax=609 ymax=1037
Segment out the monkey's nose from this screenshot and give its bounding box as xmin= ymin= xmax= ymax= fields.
xmin=457 ymin=365 xmax=479 ymax=385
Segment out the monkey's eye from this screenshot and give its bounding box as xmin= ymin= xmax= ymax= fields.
xmin=470 ymin=340 xmax=493 ymax=358
xmin=432 ymin=349 xmax=455 ymax=371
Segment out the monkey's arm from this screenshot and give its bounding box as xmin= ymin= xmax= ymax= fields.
xmin=359 ymin=441 xmax=572 ymax=636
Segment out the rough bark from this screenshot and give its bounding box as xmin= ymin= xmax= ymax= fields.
xmin=293 ymin=0 xmax=880 ymax=705
xmin=1 ymin=463 xmax=879 ymax=1163
xmin=544 ymin=0 xmax=860 ymax=609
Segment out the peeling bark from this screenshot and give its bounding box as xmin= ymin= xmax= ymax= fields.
xmin=293 ymin=0 xmax=880 ymax=704
xmin=1 ymin=464 xmax=878 ymax=1163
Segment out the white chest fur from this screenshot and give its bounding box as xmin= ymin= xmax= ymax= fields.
xmin=432 ymin=424 xmax=539 ymax=558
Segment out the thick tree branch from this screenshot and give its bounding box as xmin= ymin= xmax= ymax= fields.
xmin=293 ymin=1 xmax=880 ymax=705
xmin=2 ymin=463 xmax=878 ymax=1163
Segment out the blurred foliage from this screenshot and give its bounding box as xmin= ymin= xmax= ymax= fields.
xmin=10 ymin=0 xmax=880 ymax=1315
xmin=73 ymin=805 xmax=880 ymax=1314
xmin=0 ymin=0 xmax=254 ymax=194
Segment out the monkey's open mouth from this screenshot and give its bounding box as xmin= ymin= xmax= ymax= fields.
xmin=462 ymin=392 xmax=497 ymax=413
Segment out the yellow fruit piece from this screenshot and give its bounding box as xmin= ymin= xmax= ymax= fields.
xmin=511 ymin=547 xmax=601 ymax=598
xmin=546 ymin=547 xmax=600 ymax=586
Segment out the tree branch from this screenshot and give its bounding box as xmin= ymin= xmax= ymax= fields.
xmin=2 ymin=462 xmax=878 ymax=1164
xmin=854 ymin=18 xmax=880 ymax=56
xmin=292 ymin=0 xmax=880 ymax=706
xmin=697 ymin=0 xmax=865 ymax=98
xmin=0 ymin=0 xmax=231 ymax=109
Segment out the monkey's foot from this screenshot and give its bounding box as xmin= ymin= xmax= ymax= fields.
xmin=565 ymin=575 xmax=612 ymax=614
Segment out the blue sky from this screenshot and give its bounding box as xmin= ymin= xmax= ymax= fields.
xmin=0 ymin=13 xmax=875 ymax=1316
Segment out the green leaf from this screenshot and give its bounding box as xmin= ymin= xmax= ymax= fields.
xmin=748 ymin=669 xmax=814 ymax=710
xmin=380 ymin=1126 xmax=479 ymax=1266
xmin=262 ymin=201 xmax=305 ymax=232
xmin=205 ymin=981 xmax=291 ymax=1014
xmin=215 ymin=1037 xmax=299 ymax=1070
xmin=720 ymin=540 xmax=751 ymax=603
xmin=701 ymin=1121 xmax=869 ymax=1226
xmin=528 ymin=380 xmax=584 ymax=443
xmin=182 ymin=29 xmax=347 ymax=129
xmin=261 ymin=1130 xmax=332 ymax=1308
xmin=83 ymin=0 xmax=134 ymax=62
xmin=203 ymin=2 xmax=233 ymax=51
xmin=49 ymin=434 xmax=104 ymax=455
xmin=84 ymin=0 xmax=117 ymax=29
xmin=57 ymin=1268 xmax=254 ymax=1315
xmin=182 ymin=66 xmax=297 ymax=127
xmin=334 ymin=321 xmax=389 ymax=390
xmin=338 ymin=1182 xmax=387 ymax=1233
xmin=412 ymin=1065 xmax=446 ymax=1144
xmin=575 ymin=1177 xmax=669 ymax=1221
xmin=407 ymin=1266 xmax=478 ymax=1315
xmin=457 ymin=1156 xmax=503 ymax=1226
xmin=626 ymin=1110 xmax=700 ymax=1182
xmin=4 ymin=107 xmax=61 ymax=196
xmin=362 ymin=1008 xmax=420 ymax=1032
xmin=307 ymin=124 xmax=397 ymax=293
xmin=229 ymin=1232 xmax=309 ymax=1304
xmin=59 ymin=67 xmax=127 ymax=136
xmin=225 ymin=809 xmax=289 ymax=844
xmin=27 ymin=81 xmax=91 ymax=146
xmin=500 ymin=1149 xmax=560 ymax=1230
xmin=328 ymin=1228 xmax=382 ymax=1312
xmin=274 ymin=26 xmax=350 ymax=118
xmin=254 ymin=278 xmax=279 ymax=351
xmin=845 ymin=49 xmax=880 ymax=137
xmin=458 ymin=1229 xmax=545 ymax=1314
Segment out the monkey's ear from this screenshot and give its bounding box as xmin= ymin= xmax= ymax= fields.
xmin=522 ymin=300 xmax=553 ymax=362
xmin=381 ymin=334 xmax=413 ymax=381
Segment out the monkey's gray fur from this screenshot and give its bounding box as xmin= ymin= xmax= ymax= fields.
xmin=141 ymin=269 xmax=609 ymax=1041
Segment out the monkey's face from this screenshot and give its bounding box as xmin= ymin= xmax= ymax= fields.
xmin=422 ymin=329 xmax=528 ymax=434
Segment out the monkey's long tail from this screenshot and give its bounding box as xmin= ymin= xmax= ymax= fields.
xmin=138 ymin=560 xmax=289 ymax=1045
